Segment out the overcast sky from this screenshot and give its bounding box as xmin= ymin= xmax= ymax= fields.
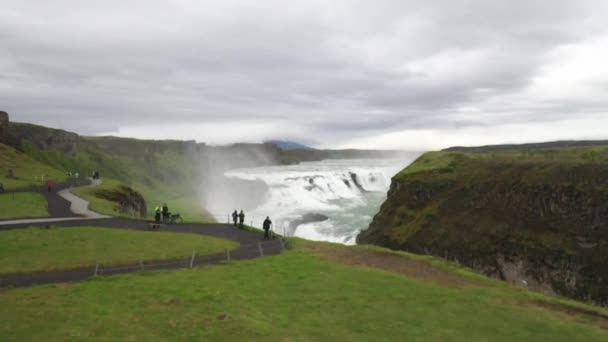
xmin=2 ymin=0 xmax=608 ymax=149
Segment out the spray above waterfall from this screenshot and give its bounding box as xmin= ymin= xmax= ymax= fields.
xmin=224 ymin=157 xmax=417 ymax=244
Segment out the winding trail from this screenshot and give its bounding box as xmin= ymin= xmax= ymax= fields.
xmin=0 ymin=180 xmax=284 ymax=287
xmin=56 ymin=178 xmax=110 ymax=219
xmin=0 ymin=219 xmax=284 ymax=288
xmin=0 ymin=178 xmax=108 ymax=226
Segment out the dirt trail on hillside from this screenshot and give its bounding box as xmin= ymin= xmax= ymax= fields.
xmin=306 ymin=243 xmax=485 ymax=288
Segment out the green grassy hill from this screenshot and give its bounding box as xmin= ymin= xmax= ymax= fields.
xmin=1 ymin=239 xmax=607 ymax=341
xmin=359 ymin=144 xmax=608 ymax=305
xmin=6 ymin=122 xmax=213 ymax=221
xmin=0 ymin=143 xmax=68 ymax=190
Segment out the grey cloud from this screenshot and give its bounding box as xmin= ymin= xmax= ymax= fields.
xmin=1 ymin=0 xmax=607 ymax=146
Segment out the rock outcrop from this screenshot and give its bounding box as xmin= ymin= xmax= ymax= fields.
xmin=94 ymin=185 xmax=147 ymax=218
xmin=358 ymin=150 xmax=608 ymax=305
xmin=288 ymin=213 xmax=329 ymax=234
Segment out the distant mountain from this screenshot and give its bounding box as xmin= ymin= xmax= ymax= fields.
xmin=265 ymin=140 xmax=314 ymax=150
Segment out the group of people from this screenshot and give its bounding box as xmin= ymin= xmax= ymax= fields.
xmin=231 ymin=210 xmax=246 ymax=227
xmin=154 ymin=203 xmax=171 ymax=223
xmin=231 ymin=210 xmax=274 ymax=240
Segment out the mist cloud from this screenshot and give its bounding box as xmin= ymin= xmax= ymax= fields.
xmin=1 ymin=0 xmax=607 ymax=148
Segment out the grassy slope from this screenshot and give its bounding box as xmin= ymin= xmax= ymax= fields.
xmin=20 ymin=137 xmax=214 ymax=222
xmin=0 ymin=143 xmax=68 ymax=190
xmin=0 ymin=227 xmax=239 ymax=274
xmin=72 ymin=178 xmax=214 ymax=222
xmin=71 ymin=179 xmax=143 ymax=219
xmin=1 ymin=241 xmax=607 ymax=341
xmin=0 ymin=192 xmax=49 ymax=219
xmin=396 ymin=144 xmax=608 ymax=180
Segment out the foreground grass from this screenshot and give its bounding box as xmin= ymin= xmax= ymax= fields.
xmin=0 ymin=192 xmax=48 ymax=219
xmin=1 ymin=241 xmax=606 ymax=341
xmin=0 ymin=227 xmax=239 ymax=274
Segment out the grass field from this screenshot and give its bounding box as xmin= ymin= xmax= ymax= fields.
xmin=0 ymin=192 xmax=48 ymax=219
xmin=0 ymin=240 xmax=606 ymax=341
xmin=0 ymin=227 xmax=239 ymax=274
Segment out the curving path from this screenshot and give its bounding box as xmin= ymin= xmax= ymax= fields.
xmin=0 ymin=180 xmax=284 ymax=287
xmin=0 ymin=219 xmax=284 ymax=288
xmin=57 ymin=178 xmax=110 ymax=219
xmin=0 ymin=178 xmax=109 ymax=226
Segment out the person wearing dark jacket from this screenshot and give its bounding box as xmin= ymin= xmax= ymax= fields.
xmin=232 ymin=210 xmax=238 ymax=226
xmin=263 ymin=216 xmax=272 ymax=240
xmin=238 ymin=210 xmax=245 ymax=228
xmin=162 ymin=203 xmax=170 ymax=222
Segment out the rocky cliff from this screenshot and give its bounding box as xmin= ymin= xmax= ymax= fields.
xmin=358 ymin=148 xmax=608 ymax=305
xmin=94 ymin=185 xmax=147 ymax=218
xmin=0 ymin=111 xmax=9 ymax=144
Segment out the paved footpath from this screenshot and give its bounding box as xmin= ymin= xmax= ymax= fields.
xmin=0 ymin=177 xmax=107 ymax=226
xmin=0 ymin=180 xmax=284 ymax=287
xmin=0 ymin=219 xmax=284 ymax=288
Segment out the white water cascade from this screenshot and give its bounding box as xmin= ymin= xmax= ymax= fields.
xmin=224 ymin=157 xmax=417 ymax=244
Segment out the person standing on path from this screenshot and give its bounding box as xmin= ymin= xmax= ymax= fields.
xmin=232 ymin=210 xmax=238 ymax=226
xmin=47 ymin=180 xmax=52 ymax=192
xmin=162 ymin=203 xmax=170 ymax=222
xmin=238 ymin=210 xmax=245 ymax=228
xmin=263 ymin=216 xmax=272 ymax=240
xmin=155 ymin=205 xmax=162 ymax=223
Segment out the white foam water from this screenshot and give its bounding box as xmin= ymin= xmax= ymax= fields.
xmin=223 ymin=157 xmax=418 ymax=245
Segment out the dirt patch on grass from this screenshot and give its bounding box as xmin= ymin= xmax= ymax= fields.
xmin=531 ymin=300 xmax=608 ymax=330
xmin=304 ymin=243 xmax=482 ymax=288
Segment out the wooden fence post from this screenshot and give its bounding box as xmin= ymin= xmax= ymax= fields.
xmin=190 ymin=250 xmax=196 ymax=268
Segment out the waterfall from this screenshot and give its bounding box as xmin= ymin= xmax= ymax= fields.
xmin=221 ymin=158 xmax=416 ymax=244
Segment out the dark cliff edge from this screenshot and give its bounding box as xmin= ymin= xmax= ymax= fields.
xmin=358 ymin=146 xmax=608 ymax=305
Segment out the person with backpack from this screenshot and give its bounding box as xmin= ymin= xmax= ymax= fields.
xmin=263 ymin=216 xmax=272 ymax=240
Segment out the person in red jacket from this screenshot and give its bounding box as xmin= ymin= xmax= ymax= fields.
xmin=47 ymin=180 xmax=52 ymax=192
